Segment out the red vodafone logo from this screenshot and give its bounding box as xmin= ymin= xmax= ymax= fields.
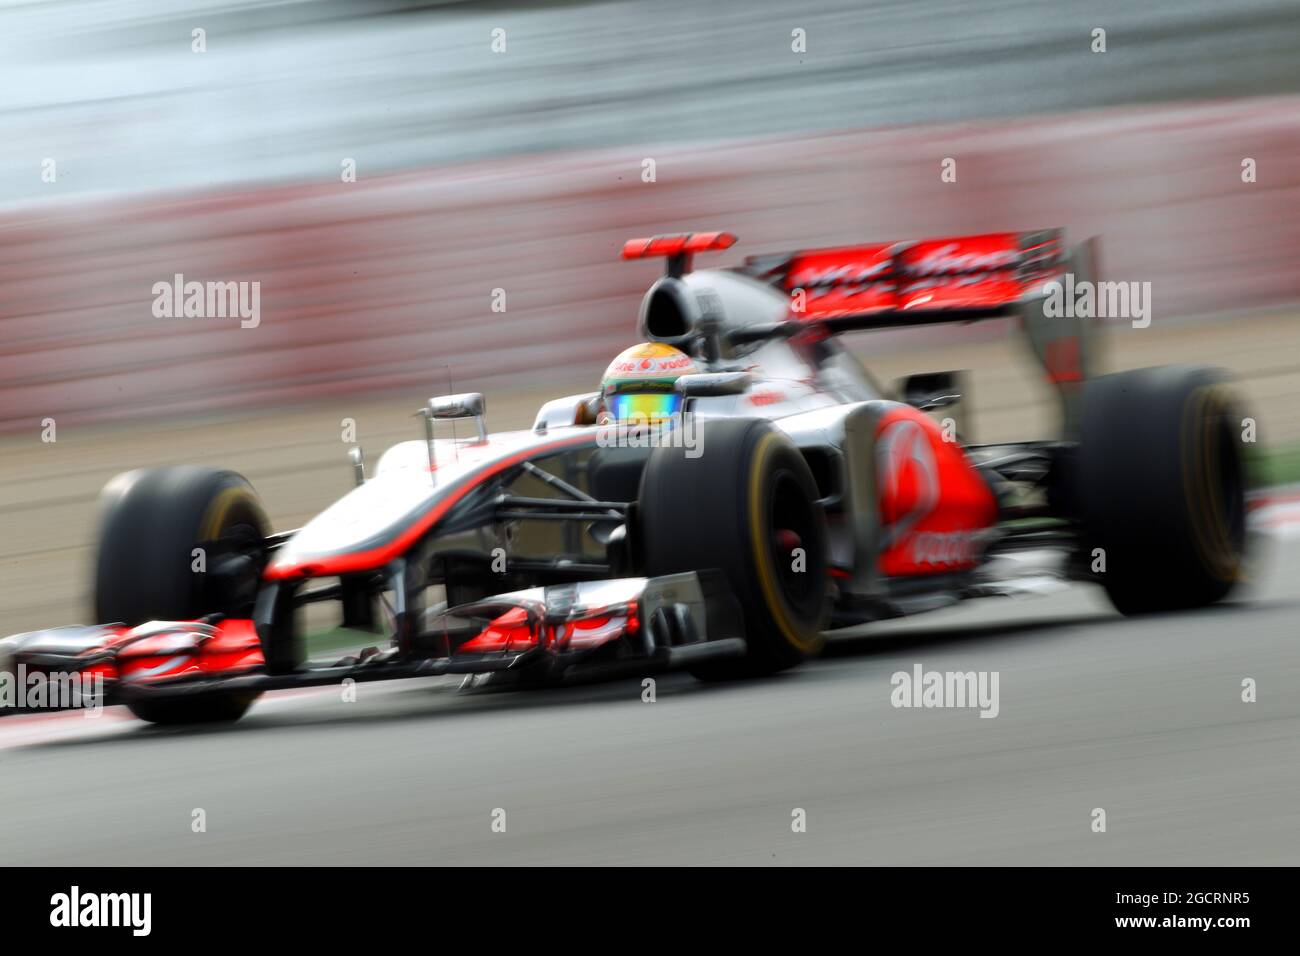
xmin=877 ymin=417 xmax=940 ymax=546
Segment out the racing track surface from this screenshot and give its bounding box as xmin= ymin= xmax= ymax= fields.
xmin=3 ymin=537 xmax=1298 ymax=866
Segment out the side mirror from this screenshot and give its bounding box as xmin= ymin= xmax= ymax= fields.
xmin=675 ymin=372 xmax=751 ymax=398
xmin=427 ymin=392 xmax=485 ymax=421
xmin=897 ymin=371 xmax=964 ymax=411
xmin=896 ymin=371 xmax=971 ymax=440
xmin=420 ymin=391 xmax=488 ymax=444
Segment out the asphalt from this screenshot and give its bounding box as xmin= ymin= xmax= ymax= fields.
xmin=2 ymin=534 xmax=1296 ymax=866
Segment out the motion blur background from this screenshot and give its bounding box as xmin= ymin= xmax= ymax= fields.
xmin=3 ymin=0 xmax=1300 ymax=867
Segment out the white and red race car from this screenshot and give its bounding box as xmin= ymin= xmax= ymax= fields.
xmin=1 ymin=229 xmax=1248 ymax=723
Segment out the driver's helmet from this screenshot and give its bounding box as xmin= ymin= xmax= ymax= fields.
xmin=599 ymin=343 xmax=699 ymax=425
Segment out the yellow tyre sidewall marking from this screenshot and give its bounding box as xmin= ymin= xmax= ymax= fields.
xmin=200 ymin=485 xmax=258 ymax=541
xmin=1181 ymin=385 xmax=1241 ymax=582
xmin=748 ymin=432 xmax=823 ymax=654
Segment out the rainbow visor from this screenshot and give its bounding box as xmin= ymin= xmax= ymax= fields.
xmin=606 ymin=390 xmax=682 ymax=424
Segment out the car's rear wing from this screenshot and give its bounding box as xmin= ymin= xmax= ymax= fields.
xmin=736 ymin=229 xmax=1063 ymax=320
xmin=735 ymin=229 xmax=1102 ymax=438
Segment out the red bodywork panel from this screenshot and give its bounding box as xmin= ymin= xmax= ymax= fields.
xmin=751 ymin=229 xmax=1063 ymax=318
xmin=115 ymin=618 xmax=265 ymax=683
xmin=874 ymin=406 xmax=998 ymax=577
xmin=457 ymin=607 xmax=538 ymax=655
xmin=621 ymin=232 xmax=737 ymax=260
xmin=448 ymin=602 xmax=639 ymax=657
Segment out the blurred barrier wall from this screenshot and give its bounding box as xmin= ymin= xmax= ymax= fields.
xmin=2 ymin=96 xmax=1299 ymax=432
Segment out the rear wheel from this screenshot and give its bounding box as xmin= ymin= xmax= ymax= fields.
xmin=1076 ymin=365 xmax=1247 ymax=615
xmin=94 ymin=466 xmax=270 ymax=723
xmin=639 ymin=419 xmax=829 ymax=678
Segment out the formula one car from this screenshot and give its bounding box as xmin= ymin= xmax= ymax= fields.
xmin=1 ymin=229 xmax=1249 ymax=723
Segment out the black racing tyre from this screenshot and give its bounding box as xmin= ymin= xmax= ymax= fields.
xmin=1076 ymin=365 xmax=1247 ymax=616
xmin=124 ymin=690 xmax=260 ymax=725
xmin=94 ymin=466 xmax=270 ymax=724
xmin=638 ymin=418 xmax=829 ymax=678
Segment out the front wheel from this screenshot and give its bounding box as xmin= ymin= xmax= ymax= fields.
xmin=126 ymin=690 xmax=260 ymax=725
xmin=94 ymin=465 xmax=271 ymax=723
xmin=639 ymin=418 xmax=829 ymax=678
